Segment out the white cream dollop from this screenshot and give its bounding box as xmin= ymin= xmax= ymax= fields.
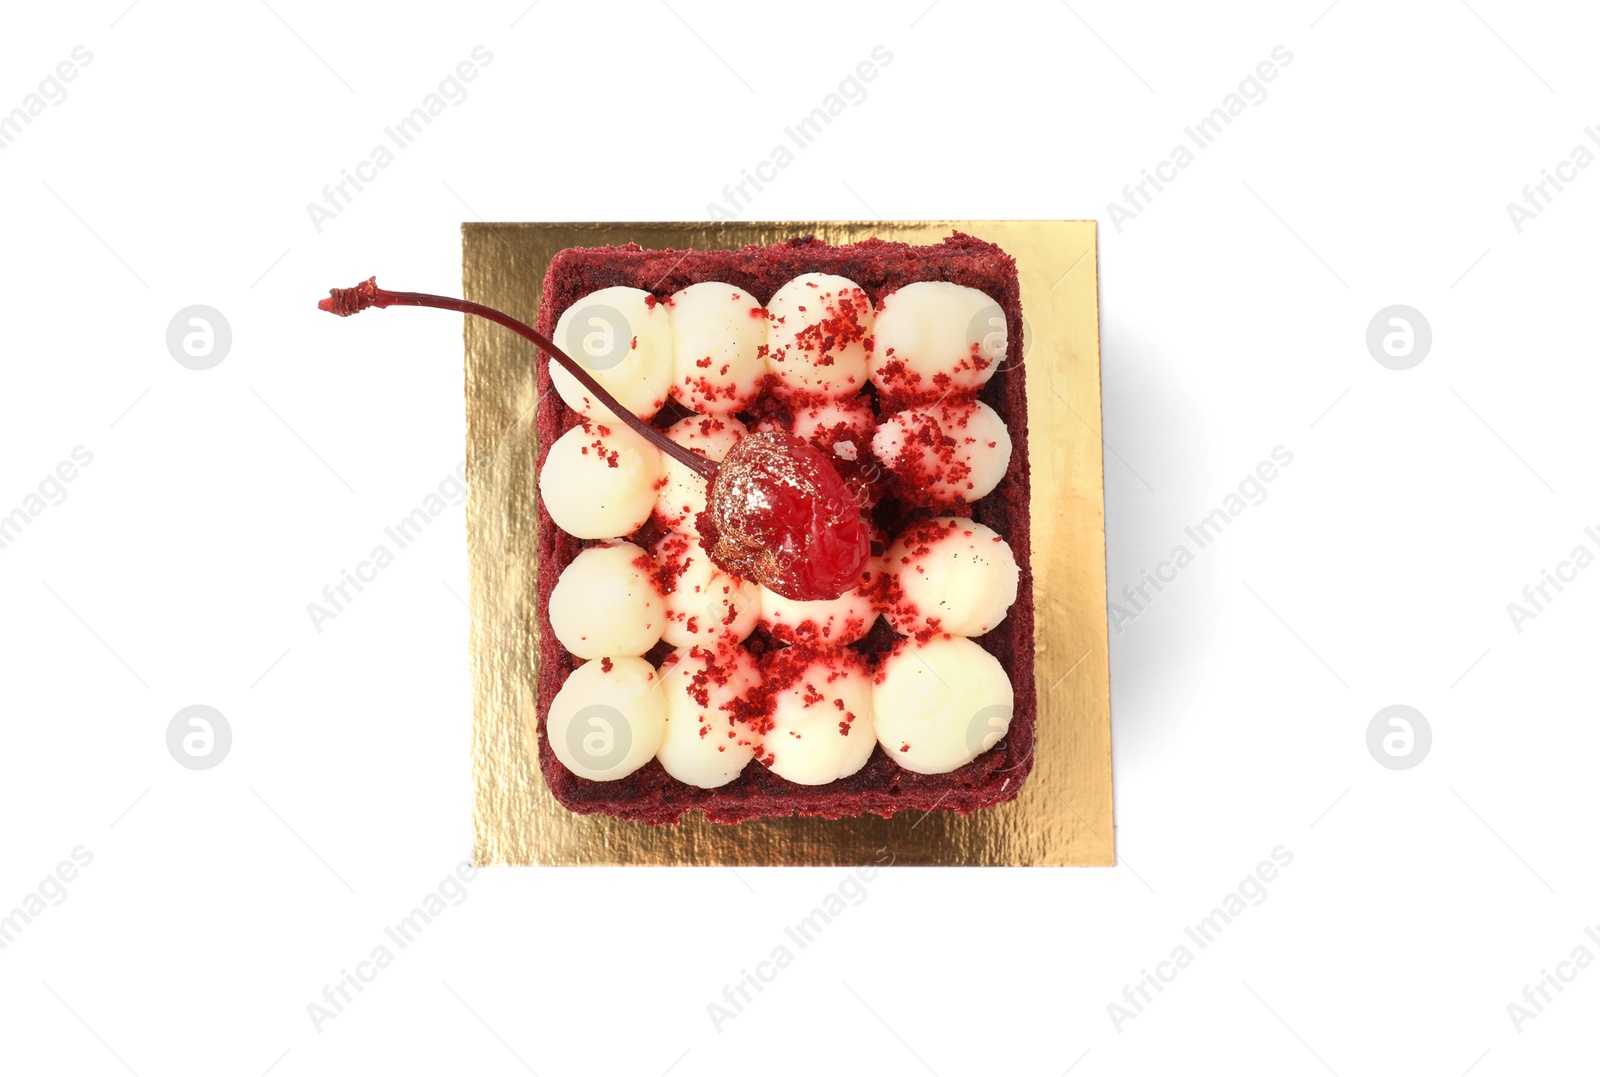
xmin=667 ymin=282 xmax=768 ymax=415
xmin=872 ymin=400 xmax=1012 ymax=504
xmin=759 ymin=653 xmax=875 ymax=785
xmin=765 ymin=273 xmax=872 ymax=399
xmin=873 ymin=636 xmax=1013 ymax=775
xmin=789 ymin=396 xmax=877 ymax=459
xmin=539 ymin=421 xmax=663 ymax=540
xmin=651 ymin=532 xmax=760 ymax=647
xmin=884 ymin=517 xmax=1019 ymax=638
xmin=757 ymin=552 xmax=880 ymax=645
xmin=548 ymin=542 xmax=665 ymax=659
xmin=547 ymin=656 xmax=666 ymax=781
xmin=655 ymin=644 xmax=761 ymax=788
xmin=869 ymin=281 xmax=1005 ymax=399
xmin=654 ymin=414 xmax=747 ymax=535
xmin=550 ymin=286 xmax=672 ymax=422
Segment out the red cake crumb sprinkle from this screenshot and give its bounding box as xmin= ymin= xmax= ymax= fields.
xmin=664 ymin=642 xmax=743 ymax=715
xmin=799 ymin=292 xmax=869 ymax=359
xmin=679 ymin=371 xmax=748 ymax=407
xmin=872 ymin=356 xmax=922 ymax=398
xmin=858 ymin=562 xmax=904 ymax=621
xmin=737 ymin=643 xmax=866 ymax=741
xmin=648 ymin=533 xmax=694 ymax=595
xmin=600 ymin=657 xmax=613 ymax=672
xmin=644 ymin=295 xmax=659 ymax=309
xmin=741 ymin=383 xmax=792 ymax=430
xmin=574 ymin=419 xmax=623 ymax=467
xmin=630 ymin=335 xmax=638 ymax=350
xmin=878 ymin=408 xmax=969 ymax=497
xmin=770 ymin=288 xmax=871 ymax=382
xmin=895 ymin=517 xmax=960 ymax=561
xmin=696 ymin=356 xmax=712 ymax=368
xmin=816 ymin=419 xmax=865 ymax=452
xmin=870 ymin=519 xmax=980 ymax=638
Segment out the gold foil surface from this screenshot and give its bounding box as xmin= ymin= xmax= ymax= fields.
xmin=465 ymin=222 xmax=1113 ymax=866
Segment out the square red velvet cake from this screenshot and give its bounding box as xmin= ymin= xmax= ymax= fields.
xmin=533 ymin=232 xmax=1034 ymax=825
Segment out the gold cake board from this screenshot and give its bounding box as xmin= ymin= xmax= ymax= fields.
xmin=465 ymin=221 xmax=1112 ymax=866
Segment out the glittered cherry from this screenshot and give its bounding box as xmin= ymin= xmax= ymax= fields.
xmin=700 ymin=430 xmax=871 ymax=601
xmin=318 ymin=278 xmax=872 ymax=601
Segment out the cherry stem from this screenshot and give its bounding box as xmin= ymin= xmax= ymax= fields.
xmin=317 ymin=278 xmax=718 ymax=480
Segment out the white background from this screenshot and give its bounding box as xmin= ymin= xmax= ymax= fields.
xmin=1 ymin=1 xmax=1596 ymax=1073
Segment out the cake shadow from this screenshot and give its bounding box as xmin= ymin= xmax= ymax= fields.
xmin=1098 ymin=316 xmax=1211 ymax=749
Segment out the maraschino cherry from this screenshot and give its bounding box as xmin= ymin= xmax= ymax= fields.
xmin=318 ymin=278 xmax=871 ymax=601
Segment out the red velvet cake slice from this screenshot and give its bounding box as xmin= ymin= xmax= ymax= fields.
xmin=533 ymin=233 xmax=1034 ymax=825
